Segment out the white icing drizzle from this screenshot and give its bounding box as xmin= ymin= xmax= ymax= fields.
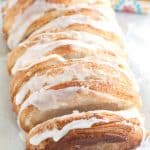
xmin=32 ymin=14 xmax=122 ymax=38
xmin=7 ymin=0 xmax=65 ymax=49
xmin=14 ymin=54 xmax=65 ymax=75
xmin=12 ymin=30 xmax=122 ymax=74
xmin=12 ymin=40 xmax=97 ymax=74
xmin=30 ymin=30 xmax=118 ymax=47
xmin=29 ymin=108 xmax=144 ymax=145
xmin=116 ymin=109 xmax=144 ymax=127
xmin=6 ymin=0 xmax=18 ymax=9
xmin=30 ymin=117 xmax=105 ymax=145
xmin=7 ymin=1 xmax=45 ymax=48
xmin=49 ymin=108 xmax=143 ymax=125
xmin=117 ymin=109 xmax=145 ymax=149
xmin=7 ymin=0 xmax=116 ymax=49
xmin=15 ymin=74 xmax=46 ymax=105
xmin=18 ymin=86 xmax=132 ymax=120
xmin=15 ymin=63 xmax=99 ymax=105
xmin=15 ymin=58 xmax=130 ymax=105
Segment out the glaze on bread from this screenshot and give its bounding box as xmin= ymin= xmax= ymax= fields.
xmin=26 ymin=109 xmax=144 ymax=150
xmin=2 ymin=0 xmax=145 ymax=149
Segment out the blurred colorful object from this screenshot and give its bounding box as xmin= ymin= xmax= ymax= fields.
xmin=112 ymin=0 xmax=150 ymax=14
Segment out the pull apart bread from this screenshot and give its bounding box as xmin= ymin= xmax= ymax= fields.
xmin=26 ymin=109 xmax=144 ymax=150
xmin=2 ymin=0 xmax=145 ymax=150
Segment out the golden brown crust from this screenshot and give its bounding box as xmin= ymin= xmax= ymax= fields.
xmin=11 ymin=57 xmax=136 ymax=114
xmin=26 ymin=110 xmax=143 ymax=150
xmin=49 ymin=79 xmax=139 ymax=105
xmin=23 ymin=7 xmax=105 ymax=41
xmin=7 ymin=21 xmax=124 ymax=75
xmin=12 ymin=55 xmax=141 ymax=133
xmin=3 ymin=0 xmax=113 ymax=49
xmin=3 ymin=0 xmax=34 ymax=39
xmin=5 ymin=1 xmax=124 ymax=73
xmin=18 ymin=76 xmax=140 ymax=132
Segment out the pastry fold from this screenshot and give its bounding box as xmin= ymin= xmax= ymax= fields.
xmin=6 ymin=3 xmax=125 ymax=75
xmin=11 ymin=58 xmax=140 ymax=132
xmin=3 ymin=0 xmax=118 ymax=50
xmin=11 ymin=56 xmax=137 ymax=111
xmin=26 ymin=109 xmax=144 ymax=150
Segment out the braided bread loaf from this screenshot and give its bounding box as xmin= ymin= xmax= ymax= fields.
xmin=2 ymin=0 xmax=144 ymax=149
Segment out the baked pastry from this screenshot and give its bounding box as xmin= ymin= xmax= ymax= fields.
xmin=10 ymin=56 xmax=136 ymax=112
xmin=2 ymin=0 xmax=145 ymax=150
xmin=6 ymin=2 xmax=125 ymax=75
xmin=26 ymin=109 xmax=144 ymax=150
xmin=7 ymin=27 xmax=125 ymax=75
xmin=2 ymin=0 xmax=122 ymax=50
xmin=11 ymin=57 xmax=140 ymax=132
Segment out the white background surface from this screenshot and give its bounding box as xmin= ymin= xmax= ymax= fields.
xmin=0 ymin=11 xmax=150 ymax=149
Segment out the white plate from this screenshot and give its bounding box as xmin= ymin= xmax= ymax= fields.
xmin=0 ymin=11 xmax=150 ymax=149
